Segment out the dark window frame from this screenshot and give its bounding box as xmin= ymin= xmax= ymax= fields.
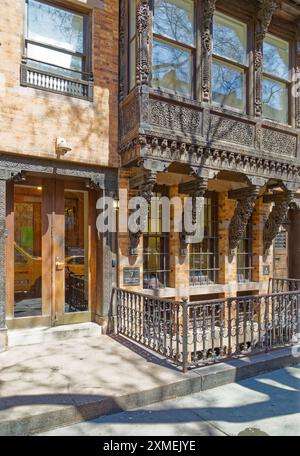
xmin=189 ymin=192 xmax=219 ymax=286
xmin=237 ymin=218 xmax=253 ymax=284
xmin=143 ymin=187 xmax=171 ymax=290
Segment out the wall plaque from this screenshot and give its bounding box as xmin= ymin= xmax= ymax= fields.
xmin=263 ymin=265 xmax=270 ymax=276
xmin=123 ymin=267 xmax=140 ymax=286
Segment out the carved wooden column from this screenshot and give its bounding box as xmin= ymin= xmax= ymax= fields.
xmin=228 ymin=186 xmax=261 ymax=255
xmin=136 ymin=0 xmax=151 ymax=87
xmin=263 ymin=191 xmax=294 ymax=255
xmin=129 ymin=168 xmax=157 ymax=256
xmin=200 ymin=0 xmax=217 ymax=103
xmin=254 ymin=0 xmax=279 ymax=117
xmin=178 ymin=176 xmax=208 ymax=255
xmin=289 ymin=203 xmax=300 ymax=278
xmin=295 ymin=21 xmax=300 ymax=129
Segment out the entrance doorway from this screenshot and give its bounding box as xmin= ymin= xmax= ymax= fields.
xmin=6 ymin=177 xmax=97 ymax=329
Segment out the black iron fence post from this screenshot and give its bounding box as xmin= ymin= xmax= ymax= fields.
xmin=182 ymin=299 xmax=189 ymax=373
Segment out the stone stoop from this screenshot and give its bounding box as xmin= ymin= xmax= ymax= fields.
xmin=7 ymin=323 xmax=102 ymax=348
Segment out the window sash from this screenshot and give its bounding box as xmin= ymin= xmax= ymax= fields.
xmin=25 ymin=0 xmax=89 ymax=78
xmin=212 ymin=58 xmax=247 ymax=112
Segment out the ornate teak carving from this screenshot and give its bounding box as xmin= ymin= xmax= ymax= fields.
xmin=129 ymin=168 xmax=157 ymax=256
xmin=295 ymin=21 xmax=300 ymax=128
xmin=121 ymin=134 xmax=300 ymax=185
xmin=179 ymin=176 xmax=208 ymax=254
xmin=254 ymin=0 xmax=279 ymax=116
xmin=201 ymin=0 xmax=217 ymax=102
xmin=228 ymin=186 xmax=261 ymax=255
xmin=136 ymin=0 xmax=151 ymax=86
xmin=263 ymin=192 xmax=294 ymax=254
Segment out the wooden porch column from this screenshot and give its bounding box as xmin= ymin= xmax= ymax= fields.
xmin=289 ymin=207 xmax=300 ymax=279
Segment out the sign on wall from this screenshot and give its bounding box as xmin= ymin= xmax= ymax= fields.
xmin=123 ymin=267 xmax=140 ymax=286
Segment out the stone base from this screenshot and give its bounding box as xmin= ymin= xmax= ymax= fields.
xmin=0 ymin=327 xmax=8 ymax=352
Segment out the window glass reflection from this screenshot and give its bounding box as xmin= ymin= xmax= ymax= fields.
xmin=263 ymin=35 xmax=289 ymax=80
xmin=65 ymin=190 xmax=89 ymax=313
xmin=152 ymin=39 xmax=192 ymax=95
xmin=212 ymin=61 xmax=245 ymax=111
xmin=14 ymin=186 xmax=42 ymax=318
xmin=154 ymin=0 xmax=194 ymax=45
xmin=262 ymin=77 xmax=288 ymax=124
xmin=213 ymin=12 xmax=247 ymax=65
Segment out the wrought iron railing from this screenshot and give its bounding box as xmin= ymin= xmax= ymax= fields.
xmin=115 ymin=287 xmax=300 ymax=372
xmin=20 ymin=63 xmax=93 ymax=100
xmin=269 ymin=277 xmax=300 ymax=293
xmin=66 ymin=274 xmax=88 ymax=312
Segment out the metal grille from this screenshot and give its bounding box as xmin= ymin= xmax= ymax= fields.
xmin=115 ymin=287 xmax=300 ymax=372
xmin=190 ymin=193 xmax=219 ymax=286
xmin=143 ymin=192 xmax=170 ymax=289
xmin=237 ymin=218 xmax=253 ymax=283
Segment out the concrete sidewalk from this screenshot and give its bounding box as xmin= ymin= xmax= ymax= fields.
xmin=38 ymin=364 xmax=300 ymax=436
xmin=0 ymin=333 xmax=299 ymax=436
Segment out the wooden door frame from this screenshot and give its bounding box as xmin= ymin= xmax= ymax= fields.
xmin=5 ymin=177 xmax=97 ymax=329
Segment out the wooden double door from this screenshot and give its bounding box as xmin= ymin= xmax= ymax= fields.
xmin=6 ymin=177 xmax=98 ymax=329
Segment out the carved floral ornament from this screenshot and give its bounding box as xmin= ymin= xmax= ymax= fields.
xmin=120 ymin=135 xmax=300 ymax=183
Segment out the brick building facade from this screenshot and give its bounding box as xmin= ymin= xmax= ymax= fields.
xmin=1 ymin=0 xmax=300 ymax=354
xmin=0 ymin=0 xmax=119 ymax=351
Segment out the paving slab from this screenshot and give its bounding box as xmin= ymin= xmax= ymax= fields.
xmin=0 ymin=333 xmax=299 ymax=436
xmin=38 ymin=364 xmax=300 ymax=437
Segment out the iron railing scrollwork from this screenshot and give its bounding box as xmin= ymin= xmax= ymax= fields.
xmin=115 ymin=286 xmax=300 ymax=372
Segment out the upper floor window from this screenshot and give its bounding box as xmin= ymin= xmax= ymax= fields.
xmin=25 ymin=0 xmax=89 ymax=81
xmin=152 ymin=0 xmax=195 ymax=96
xmin=129 ymin=0 xmax=136 ymax=91
xmin=212 ymin=12 xmax=248 ymax=112
xmin=262 ymin=34 xmax=290 ymax=124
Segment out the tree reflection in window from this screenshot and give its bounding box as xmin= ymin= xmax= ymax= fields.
xmin=152 ymin=0 xmax=195 ymax=96
xmin=212 ymin=12 xmax=248 ymax=112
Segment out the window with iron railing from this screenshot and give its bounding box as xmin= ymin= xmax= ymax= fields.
xmin=189 ymin=193 xmax=219 ymax=286
xmin=143 ymin=191 xmax=170 ymax=290
xmin=237 ymin=219 xmax=253 ymax=283
xmin=21 ymin=0 xmax=93 ymax=100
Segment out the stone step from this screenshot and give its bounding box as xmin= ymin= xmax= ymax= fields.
xmin=8 ymin=322 xmax=102 ymax=347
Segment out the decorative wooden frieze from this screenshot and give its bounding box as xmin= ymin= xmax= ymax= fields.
xmin=263 ymin=191 xmax=294 ymax=254
xmin=149 ymin=100 xmax=202 ymax=134
xmin=120 ymin=95 xmax=140 ymax=141
xmin=201 ymin=0 xmax=217 ymax=103
xmin=208 ymin=114 xmax=255 ymax=147
xmin=120 ymin=134 xmax=300 ymax=184
xmin=262 ymin=127 xmax=297 ymax=157
xmin=136 ymin=0 xmax=151 ymax=86
xmin=129 ymin=167 xmax=157 ymax=256
xmin=228 ymin=186 xmax=261 ymax=255
xmin=254 ymin=0 xmax=280 ymax=117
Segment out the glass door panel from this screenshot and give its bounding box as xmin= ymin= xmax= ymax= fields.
xmin=14 ymin=185 xmax=42 ymax=317
xmin=64 ymin=190 xmax=89 ymax=313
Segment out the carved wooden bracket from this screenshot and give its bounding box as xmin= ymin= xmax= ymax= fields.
xmin=179 ymin=176 xmax=209 ymax=254
xmin=129 ymin=168 xmax=157 ymax=256
xmin=136 ymin=0 xmax=151 ymax=87
xmin=201 ymin=0 xmax=217 ymax=103
xmin=263 ymin=191 xmax=294 ymax=254
xmin=228 ymin=186 xmax=261 ymax=255
xmin=254 ymin=0 xmax=280 ymax=116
